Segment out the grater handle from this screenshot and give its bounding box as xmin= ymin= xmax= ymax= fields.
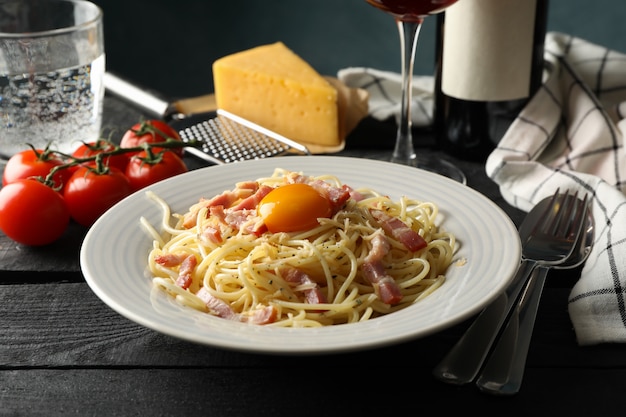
xmin=104 ymin=72 xmax=170 ymax=118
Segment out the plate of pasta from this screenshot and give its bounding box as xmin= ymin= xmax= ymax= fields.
xmin=81 ymin=156 xmax=521 ymax=355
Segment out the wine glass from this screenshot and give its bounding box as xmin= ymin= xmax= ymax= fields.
xmin=365 ymin=0 xmax=466 ymax=184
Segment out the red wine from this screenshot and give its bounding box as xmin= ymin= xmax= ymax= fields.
xmin=435 ymin=0 xmax=549 ymax=162
xmin=366 ymin=0 xmax=459 ymax=21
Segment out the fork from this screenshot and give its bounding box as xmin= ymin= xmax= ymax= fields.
xmin=475 ymin=192 xmax=589 ymax=395
xmin=433 ymin=189 xmax=584 ymax=385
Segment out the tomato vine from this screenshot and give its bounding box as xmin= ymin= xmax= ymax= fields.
xmin=0 ymin=120 xmax=202 ymax=244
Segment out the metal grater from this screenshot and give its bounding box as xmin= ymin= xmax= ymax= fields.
xmin=103 ymin=73 xmax=311 ymax=165
xmin=178 ymin=109 xmax=311 ymax=165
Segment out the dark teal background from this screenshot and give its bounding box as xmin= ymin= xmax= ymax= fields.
xmin=94 ymin=0 xmax=626 ymax=98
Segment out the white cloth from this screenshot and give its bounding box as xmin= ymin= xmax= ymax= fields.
xmin=339 ymin=32 xmax=626 ymax=346
xmin=487 ymin=32 xmax=626 ymax=346
xmin=337 ymin=67 xmax=434 ymax=127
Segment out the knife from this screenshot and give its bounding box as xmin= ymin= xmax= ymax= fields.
xmin=103 ymin=72 xmax=217 ymax=120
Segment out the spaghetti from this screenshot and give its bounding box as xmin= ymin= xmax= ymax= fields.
xmin=141 ymin=168 xmax=456 ymax=327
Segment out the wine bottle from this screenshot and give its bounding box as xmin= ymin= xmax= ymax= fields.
xmin=434 ymin=0 xmax=549 ymax=162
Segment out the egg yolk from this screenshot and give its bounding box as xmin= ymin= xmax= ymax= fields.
xmin=258 ymin=183 xmax=332 ymax=233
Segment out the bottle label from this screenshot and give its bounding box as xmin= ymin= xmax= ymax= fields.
xmin=441 ymin=0 xmax=537 ymax=101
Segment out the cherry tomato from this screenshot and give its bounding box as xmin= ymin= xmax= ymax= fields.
xmin=125 ymin=151 xmax=188 ymax=191
xmin=0 ymin=179 xmax=70 ymax=246
xmin=2 ymin=149 xmax=72 ymax=190
xmin=71 ymin=139 xmax=129 ymax=173
xmin=258 ymin=183 xmax=332 ymax=233
xmin=120 ymin=120 xmax=183 ymax=157
xmin=63 ymin=166 xmax=132 ymax=227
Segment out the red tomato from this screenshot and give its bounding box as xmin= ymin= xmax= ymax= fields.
xmin=0 ymin=179 xmax=70 ymax=246
xmin=71 ymin=139 xmax=129 ymax=173
xmin=125 ymin=151 xmax=188 ymax=191
xmin=63 ymin=166 xmax=132 ymax=227
xmin=120 ymin=120 xmax=183 ymax=157
xmin=2 ymin=149 xmax=72 ymax=190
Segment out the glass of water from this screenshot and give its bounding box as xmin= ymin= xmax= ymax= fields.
xmin=0 ymin=0 xmax=105 ymax=162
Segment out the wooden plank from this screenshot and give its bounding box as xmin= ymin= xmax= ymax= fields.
xmin=2 ymin=282 xmax=625 ymax=369
xmin=1 ymin=367 xmax=624 ymax=416
xmin=0 ymin=228 xmax=85 ymax=274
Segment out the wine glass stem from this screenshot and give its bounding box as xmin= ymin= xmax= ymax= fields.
xmin=392 ymin=19 xmax=422 ymax=165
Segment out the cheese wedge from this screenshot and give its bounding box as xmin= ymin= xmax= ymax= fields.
xmin=213 ymin=42 xmax=340 ymax=147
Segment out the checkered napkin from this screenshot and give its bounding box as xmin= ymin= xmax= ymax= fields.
xmin=337 ymin=67 xmax=435 ymax=127
xmin=485 ymin=32 xmax=626 ymax=345
xmin=339 ymin=32 xmax=626 ymax=345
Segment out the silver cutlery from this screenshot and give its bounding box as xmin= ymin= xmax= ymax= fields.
xmin=432 ymin=189 xmax=587 ymax=385
xmin=476 ymin=192 xmax=592 ymax=395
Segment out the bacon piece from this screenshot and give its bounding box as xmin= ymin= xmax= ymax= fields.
xmin=285 ymin=172 xmax=307 ymax=184
xmin=250 ymin=223 xmax=268 ymax=236
xmin=344 ymin=185 xmax=365 ymax=202
xmin=285 ymin=173 xmax=351 ymax=213
xmin=328 ymin=185 xmax=351 ymax=212
xmin=361 ymin=233 xmax=403 ymax=305
xmin=224 ymin=208 xmax=256 ymax=229
xmin=361 ymin=263 xmax=403 ymax=305
xmin=244 ymin=305 xmax=279 ymax=325
xmin=175 ymin=254 xmax=197 ymax=289
xmin=155 ymin=254 xmax=197 ymax=289
xmin=282 ymin=267 xmax=327 ymax=304
xmin=206 ymin=183 xmax=258 ymax=208
xmin=370 ymin=209 xmax=427 ymax=252
xmin=367 ymin=232 xmax=391 ymax=261
xmin=307 ymin=180 xmax=350 ymax=213
xmin=231 ymin=185 xmax=273 ymax=211
xmin=206 ymin=192 xmax=236 ymax=208
xmin=182 ymin=203 xmax=203 ymax=229
xmin=196 ymin=287 xmax=278 ymax=324
xmin=210 ymin=206 xmax=266 ymax=236
xmin=199 ymin=185 xmax=271 ymax=237
xmin=182 ymin=184 xmax=259 ymax=228
xmin=155 ymin=253 xmax=186 ymax=267
xmin=182 ymin=193 xmax=237 ymax=228
xmin=196 ymin=287 xmax=239 ymax=320
xmin=202 ymin=225 xmax=222 ymax=243
xmin=235 ymin=181 xmax=260 ymax=192
xmin=209 ymin=205 xmax=226 ymax=222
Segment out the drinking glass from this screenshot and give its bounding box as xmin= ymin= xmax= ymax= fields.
xmin=0 ymin=0 xmax=105 ymax=162
xmin=365 ymin=0 xmax=466 ymax=183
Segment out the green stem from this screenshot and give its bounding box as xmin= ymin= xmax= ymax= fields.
xmin=42 ymin=138 xmax=201 ymax=187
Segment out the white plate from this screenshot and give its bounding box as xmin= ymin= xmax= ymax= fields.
xmin=81 ymin=156 xmax=521 ymax=355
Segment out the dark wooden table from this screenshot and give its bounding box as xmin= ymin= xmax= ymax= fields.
xmin=2 ymin=94 xmax=625 ymax=416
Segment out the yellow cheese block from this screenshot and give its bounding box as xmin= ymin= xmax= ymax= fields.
xmin=213 ymin=42 xmax=340 ymax=147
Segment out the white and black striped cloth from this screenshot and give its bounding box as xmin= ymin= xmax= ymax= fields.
xmin=340 ymin=32 xmax=626 ymax=345
xmin=337 ymin=67 xmax=435 ymax=127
